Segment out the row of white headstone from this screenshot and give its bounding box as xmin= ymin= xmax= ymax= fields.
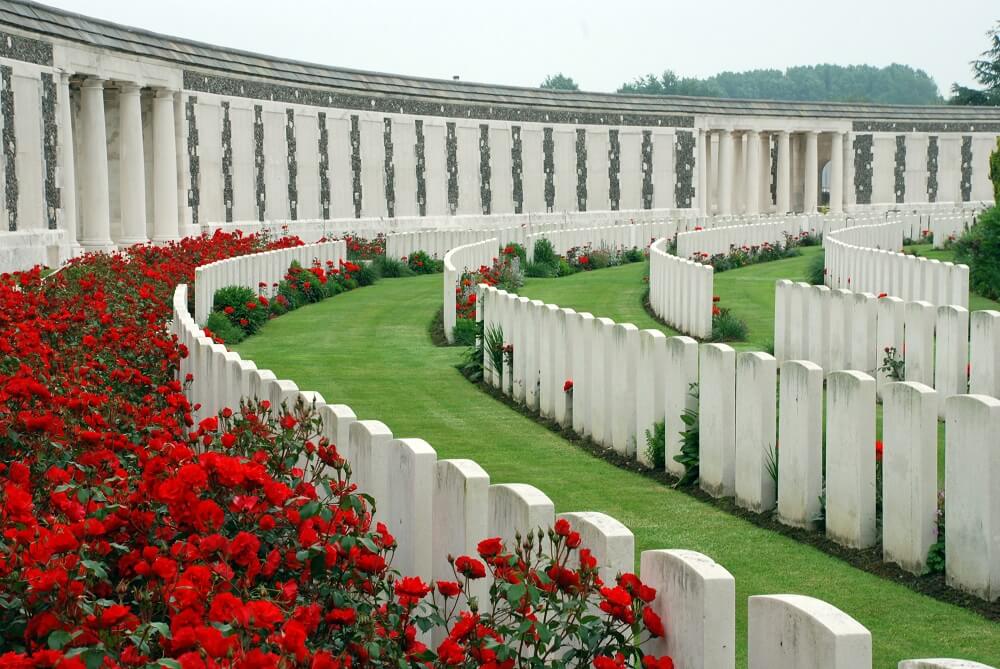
xmin=174 ymin=247 xmax=994 ymax=669
xmin=193 ymin=241 xmax=345 ymax=324
xmin=478 ymin=284 xmax=999 ymax=602
xmin=824 ymin=222 xmax=969 ymax=308
xmin=442 ymin=238 xmax=498 ymax=343
xmin=675 ymin=218 xmax=806 ymax=260
xmin=775 ymin=281 xmax=1000 ymax=408
xmin=648 ymin=237 xmax=714 ymax=338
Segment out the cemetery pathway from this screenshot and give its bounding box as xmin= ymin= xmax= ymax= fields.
xmin=236 ymin=272 xmax=1000 ymax=667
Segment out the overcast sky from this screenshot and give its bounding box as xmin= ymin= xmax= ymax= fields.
xmin=39 ymin=0 xmax=997 ymax=96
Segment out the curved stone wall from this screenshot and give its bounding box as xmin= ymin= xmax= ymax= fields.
xmin=0 ymin=0 xmax=999 ymax=273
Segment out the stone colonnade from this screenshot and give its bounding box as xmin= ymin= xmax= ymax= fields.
xmin=699 ymin=127 xmax=847 ymax=216
xmin=67 ymin=76 xmax=181 ymax=252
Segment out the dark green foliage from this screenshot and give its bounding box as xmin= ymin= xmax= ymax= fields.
xmin=540 ymin=73 xmax=580 ymax=91
xmin=587 ymin=250 xmax=611 ymax=269
xmin=205 ymin=311 xmax=247 ymax=344
xmin=355 ymin=263 xmax=378 ymax=287
xmin=644 ymin=420 xmax=666 ymax=470
xmin=407 ymin=250 xmax=443 ymax=275
xmin=458 ymin=321 xmax=486 ymax=381
xmin=926 ymin=493 xmax=946 ymax=574
xmin=806 ymin=249 xmax=827 ymax=286
xmin=526 ymin=237 xmax=560 ymax=277
xmin=452 ymin=317 xmax=478 ymax=346
xmin=990 ymin=138 xmax=1000 ymax=203
xmin=710 ymin=309 xmax=748 ymax=342
xmin=949 ymin=22 xmax=1000 ymax=105
xmin=484 ymin=324 xmax=505 ymax=379
xmin=557 ymin=258 xmax=577 ymax=277
xmin=525 ymin=261 xmax=558 ymax=278
xmin=213 ymin=285 xmax=268 ymax=335
xmin=674 ymin=384 xmax=700 ymax=487
xmin=622 ymin=247 xmax=645 ymax=263
xmin=372 ymin=255 xmax=414 ymax=278
xmin=619 ymin=64 xmax=943 ymax=105
xmin=952 ymin=206 xmax=1000 ymax=300
xmin=502 ymin=243 xmax=528 ymax=266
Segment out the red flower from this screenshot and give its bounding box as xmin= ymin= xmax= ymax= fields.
xmin=454 ymin=555 xmax=486 ymax=579
xmin=477 ymin=537 xmax=503 ymax=559
xmin=642 ymin=605 xmax=665 ymax=637
xmin=875 ymin=439 xmax=884 ymax=463
xmin=436 ymin=580 xmax=462 ymax=598
xmin=563 ymin=379 xmax=574 ymax=393
xmin=395 ymin=576 xmax=432 ymax=606
xmin=642 ymin=657 xmax=675 ymax=669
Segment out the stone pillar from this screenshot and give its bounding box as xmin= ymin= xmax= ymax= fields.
xmin=745 ymin=130 xmax=761 ymax=215
xmin=733 ymin=132 xmax=745 ymax=215
xmin=830 ymin=131 xmax=845 ymax=213
xmin=776 ymin=131 xmax=791 ymax=213
xmin=697 ymin=129 xmax=708 ymax=214
xmin=804 ymin=131 xmax=819 ymax=213
xmin=77 ymin=77 xmax=113 ymax=251
xmin=759 ymin=132 xmax=772 ymax=212
xmin=152 ymin=88 xmax=180 ymax=243
xmin=117 ymin=83 xmax=147 ymax=245
xmin=718 ymin=130 xmax=734 ymax=216
xmin=56 ymin=73 xmax=79 ymax=252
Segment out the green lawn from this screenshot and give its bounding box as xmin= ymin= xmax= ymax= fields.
xmin=236 ymin=274 xmax=1000 ymax=667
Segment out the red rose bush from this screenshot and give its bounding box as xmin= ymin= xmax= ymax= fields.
xmin=0 ymin=234 xmax=672 ymax=667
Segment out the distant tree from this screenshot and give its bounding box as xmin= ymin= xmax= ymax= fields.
xmin=950 ymin=22 xmax=1000 ymax=106
xmin=617 ymin=64 xmax=942 ymax=104
xmin=540 ymin=73 xmax=579 ymax=91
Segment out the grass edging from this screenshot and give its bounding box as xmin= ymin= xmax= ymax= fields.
xmin=446 ymin=349 xmax=998 ymax=621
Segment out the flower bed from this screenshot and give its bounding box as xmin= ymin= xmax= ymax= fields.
xmin=688 ymin=231 xmax=816 ymax=272
xmin=0 ymin=235 xmax=671 ymax=667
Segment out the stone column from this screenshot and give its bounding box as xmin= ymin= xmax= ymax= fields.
xmin=56 ymin=72 xmax=79 ymax=251
xmin=830 ymin=131 xmax=845 ymax=214
xmin=733 ymin=132 xmax=745 ymax=214
xmin=776 ymin=131 xmax=791 ymax=213
xmin=78 ymin=77 xmax=113 ymax=251
xmin=118 ymin=83 xmax=147 ymax=245
xmin=745 ymin=130 xmax=761 ymax=214
xmin=718 ymin=130 xmax=734 ymax=216
xmin=804 ymin=130 xmax=819 ymax=213
xmin=697 ymin=129 xmax=708 ymax=214
xmin=152 ymin=88 xmax=180 ymax=242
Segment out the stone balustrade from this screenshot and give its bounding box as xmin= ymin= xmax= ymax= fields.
xmin=171 ymin=246 xmax=996 ymax=666
xmin=479 ymin=283 xmax=1000 ymax=600
xmin=648 ymin=237 xmax=714 ymax=338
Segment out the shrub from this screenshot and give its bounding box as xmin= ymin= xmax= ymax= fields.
xmin=525 ymin=260 xmax=558 ymax=278
xmin=343 ymin=233 xmax=386 ymax=260
xmin=501 ymin=242 xmax=527 ymax=266
xmin=806 ymin=249 xmax=827 ymax=286
xmin=285 ymin=261 xmax=329 ymax=304
xmin=557 ymin=257 xmax=577 ymax=276
xmin=644 ymin=420 xmax=666 ymax=470
xmin=213 ymin=285 xmax=269 ymax=335
xmin=532 ymin=237 xmax=559 ymax=266
xmin=953 ymin=206 xmax=1000 ymax=300
xmin=452 ymin=316 xmax=478 ymax=346
xmin=407 ymin=249 xmax=443 ymax=275
xmin=372 ymin=254 xmax=413 ymax=277
xmin=204 ymin=310 xmax=247 ymax=344
xmin=622 ymin=247 xmax=645 ymax=263
xmin=588 ymin=249 xmax=611 ymax=269
xmin=355 ymin=262 xmax=378 ymax=287
xmin=674 ymin=384 xmax=700 ymax=487
xmin=990 ymin=137 xmax=1000 ymax=204
xmin=710 ymin=308 xmax=748 ymax=342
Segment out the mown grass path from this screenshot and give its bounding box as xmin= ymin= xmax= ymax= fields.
xmin=236 ymin=272 xmax=999 ymax=666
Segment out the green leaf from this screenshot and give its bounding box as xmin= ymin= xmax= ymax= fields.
xmin=47 ymin=630 xmax=72 ymax=650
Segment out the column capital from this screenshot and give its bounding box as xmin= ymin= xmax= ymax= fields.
xmin=153 ymin=87 xmax=177 ymax=100
xmin=81 ymin=77 xmax=105 ymax=89
xmin=118 ymin=82 xmax=142 ymax=96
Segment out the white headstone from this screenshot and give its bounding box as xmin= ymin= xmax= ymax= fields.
xmin=736 ymin=352 xmax=778 ymax=512
xmin=699 ymin=344 xmax=737 ymax=498
xmin=777 ymin=360 xmax=824 ymax=529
